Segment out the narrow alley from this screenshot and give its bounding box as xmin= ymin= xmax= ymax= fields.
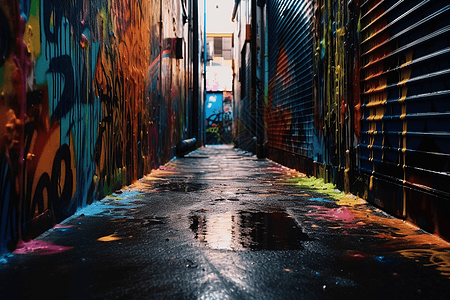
xmin=1 ymin=0 xmax=450 ymax=298
xmin=1 ymin=145 xmax=449 ymax=299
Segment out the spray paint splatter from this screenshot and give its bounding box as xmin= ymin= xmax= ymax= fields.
xmin=0 ymin=253 xmax=14 ymax=264
xmin=309 ymin=198 xmax=333 ymax=203
xmin=13 ymin=240 xmax=72 ymax=255
xmin=307 ymin=206 xmax=359 ymax=229
xmin=335 ymin=195 xmax=366 ymax=207
xmin=53 ymin=224 xmax=73 ymax=229
xmin=158 ymin=165 xmax=176 ymax=171
xmin=398 ymin=249 xmax=450 ymax=278
xmin=52 ymin=224 xmax=74 ymax=233
xmin=97 ymin=234 xmax=122 ymax=242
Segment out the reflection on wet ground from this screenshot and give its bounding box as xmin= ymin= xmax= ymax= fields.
xmin=150 ymin=181 xmax=205 ymax=192
xmin=2 ymin=145 xmax=450 ymax=300
xmin=190 ymin=211 xmax=311 ymax=251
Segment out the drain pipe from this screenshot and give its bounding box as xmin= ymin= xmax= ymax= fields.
xmin=203 ymin=0 xmax=207 ymax=145
xmin=176 ymin=137 xmax=198 ymax=157
xmin=192 ymin=0 xmax=199 ymax=141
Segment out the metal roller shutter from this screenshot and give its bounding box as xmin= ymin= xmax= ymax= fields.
xmin=267 ymin=0 xmax=315 ymax=157
xmin=359 ymin=0 xmax=450 ymax=198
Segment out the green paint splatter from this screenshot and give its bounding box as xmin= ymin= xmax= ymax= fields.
xmin=285 ymin=176 xmax=344 ymax=200
xmin=106 ymin=195 xmax=123 ymax=200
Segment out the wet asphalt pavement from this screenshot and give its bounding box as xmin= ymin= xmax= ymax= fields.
xmin=1 ymin=145 xmax=450 ymax=299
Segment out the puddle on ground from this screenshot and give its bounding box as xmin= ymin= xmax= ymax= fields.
xmin=189 ymin=211 xmax=310 ymax=251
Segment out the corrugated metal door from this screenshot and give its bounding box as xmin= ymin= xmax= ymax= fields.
xmin=359 ymin=1 xmax=450 ymax=212
xmin=267 ymin=0 xmax=315 ymax=157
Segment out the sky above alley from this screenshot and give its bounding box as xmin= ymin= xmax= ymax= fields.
xmin=206 ymin=0 xmax=235 ymax=33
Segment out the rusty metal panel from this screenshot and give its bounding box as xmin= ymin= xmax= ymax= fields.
xmin=267 ymin=0 xmax=315 ymax=157
xmin=359 ymin=0 xmax=450 ymax=198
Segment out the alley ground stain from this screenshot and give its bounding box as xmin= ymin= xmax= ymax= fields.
xmin=189 ymin=211 xmax=311 ymax=251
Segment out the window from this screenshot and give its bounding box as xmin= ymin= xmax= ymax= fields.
xmin=214 ymin=37 xmax=223 ymax=57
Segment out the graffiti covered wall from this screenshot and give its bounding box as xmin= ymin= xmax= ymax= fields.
xmin=0 ymin=0 xmax=191 ymax=254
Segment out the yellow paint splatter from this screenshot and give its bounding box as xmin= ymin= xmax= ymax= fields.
xmin=142 ymin=175 xmax=162 ymax=180
xmin=399 ymin=56 xmax=412 ymax=217
xmin=97 ymin=234 xmax=122 ymax=242
xmin=286 ymin=176 xmax=344 ymax=200
xmin=369 ymin=175 xmax=374 ymax=191
xmin=398 ymin=249 xmax=450 ymax=278
xmin=336 ymin=194 xmax=367 ymax=207
xmin=258 ymin=194 xmax=271 ymax=198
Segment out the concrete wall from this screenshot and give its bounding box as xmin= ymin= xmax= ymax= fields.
xmin=0 ymin=0 xmax=197 ymax=254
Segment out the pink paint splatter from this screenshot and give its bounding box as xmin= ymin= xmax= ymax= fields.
xmin=158 ymin=165 xmax=175 ymax=171
xmin=307 ymin=206 xmax=359 ymax=229
xmin=53 ymin=224 xmax=74 ymax=229
xmin=13 ymin=240 xmax=73 ymax=255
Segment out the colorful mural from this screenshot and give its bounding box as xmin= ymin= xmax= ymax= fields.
xmin=0 ymin=0 xmax=193 ymax=254
xmin=206 ymin=92 xmax=223 ymax=144
xmin=205 ymin=91 xmax=233 ymax=144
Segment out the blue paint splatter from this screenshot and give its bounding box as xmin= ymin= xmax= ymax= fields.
xmin=309 ymin=198 xmax=332 ymax=203
xmin=374 ymin=256 xmax=396 ymax=264
xmin=0 ymin=253 xmax=14 ymax=264
xmin=53 ymin=227 xmax=73 ymax=233
xmin=73 ymin=191 xmax=145 ymax=218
